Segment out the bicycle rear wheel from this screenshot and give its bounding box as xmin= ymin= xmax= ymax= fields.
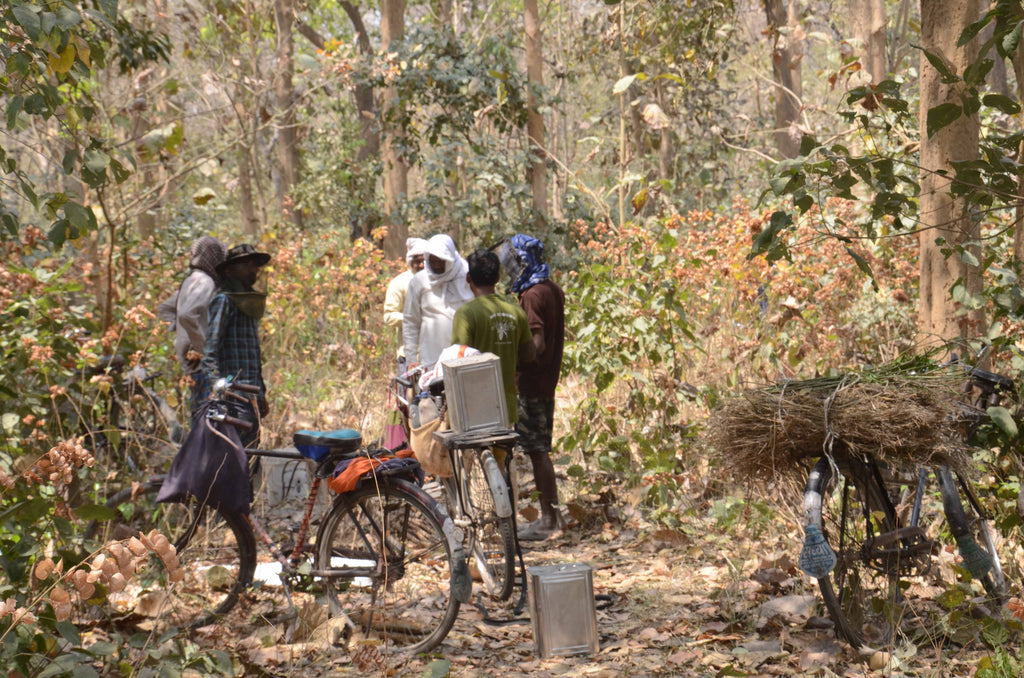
xmin=939 ymin=467 xmax=1007 ymax=601
xmin=462 ymin=448 xmax=516 ymax=600
xmin=84 ymin=482 xmax=255 ymax=631
xmin=316 ymin=478 xmax=460 ymax=655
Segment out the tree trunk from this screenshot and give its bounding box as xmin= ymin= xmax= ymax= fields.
xmin=1013 ymin=40 xmax=1024 ymax=263
xmin=524 ymin=0 xmax=548 ymax=228
xmin=763 ymin=0 xmax=803 ymax=159
xmin=300 ymin=7 xmax=381 ymax=241
xmin=918 ymin=0 xmax=984 ymax=345
xmin=274 ymin=0 xmax=303 ymax=229
xmin=334 ymin=3 xmax=380 ymax=164
xmin=850 ymin=0 xmax=886 ymax=83
xmin=238 ymin=143 xmax=260 ymax=239
xmin=381 ymin=0 xmax=408 ymax=258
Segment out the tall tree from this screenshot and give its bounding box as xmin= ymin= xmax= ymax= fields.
xmin=763 ymin=0 xmax=803 ymax=159
xmin=850 ymin=0 xmax=886 ymax=83
xmin=524 ymin=0 xmax=548 ymax=227
xmin=381 ymin=0 xmax=409 ymax=257
xmin=918 ymin=0 xmax=984 ymax=344
xmin=275 ymin=0 xmax=303 ymax=229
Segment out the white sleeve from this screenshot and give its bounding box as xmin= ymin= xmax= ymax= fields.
xmin=403 ymin=274 xmax=424 ymax=363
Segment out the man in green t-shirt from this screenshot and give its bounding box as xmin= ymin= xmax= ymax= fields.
xmin=450 ymin=250 xmax=535 ymax=424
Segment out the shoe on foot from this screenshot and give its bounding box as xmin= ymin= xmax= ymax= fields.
xmin=518 ymin=519 xmax=558 ymax=542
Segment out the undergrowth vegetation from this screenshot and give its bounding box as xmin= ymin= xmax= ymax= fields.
xmin=3 ymin=199 xmax=1024 ymax=673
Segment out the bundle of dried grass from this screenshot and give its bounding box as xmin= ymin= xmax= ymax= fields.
xmin=708 ymin=361 xmax=978 ymax=483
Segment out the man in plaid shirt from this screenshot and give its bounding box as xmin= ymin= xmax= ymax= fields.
xmin=201 ymin=244 xmax=271 ymax=447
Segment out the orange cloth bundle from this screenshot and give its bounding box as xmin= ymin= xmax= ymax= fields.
xmin=327 ymin=448 xmax=417 ymax=494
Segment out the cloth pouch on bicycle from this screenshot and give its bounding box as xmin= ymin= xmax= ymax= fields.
xmin=410 ymin=415 xmax=453 ymax=478
xmin=157 ymin=401 xmax=252 ymax=515
xmin=327 ymin=449 xmax=424 ymax=493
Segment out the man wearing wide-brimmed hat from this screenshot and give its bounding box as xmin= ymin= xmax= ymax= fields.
xmin=200 ymin=243 xmax=272 ymax=447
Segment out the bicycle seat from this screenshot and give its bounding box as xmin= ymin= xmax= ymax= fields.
xmin=293 ymin=429 xmax=362 ymax=462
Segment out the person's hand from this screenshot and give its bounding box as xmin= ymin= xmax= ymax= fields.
xmin=259 ymin=400 xmax=269 ymax=418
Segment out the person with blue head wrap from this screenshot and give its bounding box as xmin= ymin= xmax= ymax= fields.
xmin=504 ymin=233 xmax=566 ymax=541
xmin=508 ymin=233 xmax=551 ymax=293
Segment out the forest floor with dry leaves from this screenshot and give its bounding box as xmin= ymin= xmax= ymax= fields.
xmin=173 ymin=472 xmax=1024 ymax=678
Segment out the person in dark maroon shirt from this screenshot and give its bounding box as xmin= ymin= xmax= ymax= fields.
xmin=503 ymin=234 xmax=565 ymax=541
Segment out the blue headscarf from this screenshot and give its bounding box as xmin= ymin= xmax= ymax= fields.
xmin=510 ymin=233 xmax=550 ymax=294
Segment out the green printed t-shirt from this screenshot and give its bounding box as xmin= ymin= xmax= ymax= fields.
xmin=451 ymin=294 xmax=531 ymax=423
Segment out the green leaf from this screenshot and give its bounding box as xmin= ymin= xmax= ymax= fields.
xmin=62 ymin=148 xmax=79 ymax=175
xmin=74 ymin=503 xmax=118 ymax=521
xmin=64 ymin=201 xmax=96 ymax=233
xmin=55 ymin=6 xmax=82 ymax=29
xmin=845 ymin=247 xmax=877 ymax=288
xmin=83 ymin=150 xmax=110 ymax=174
xmin=982 ymin=93 xmax=1021 ymax=115
xmin=12 ymin=4 xmax=41 ymax=41
xmin=988 ymin=406 xmax=1018 ymax=437
xmin=48 ymin=218 xmax=74 ymax=247
xmin=798 ymin=134 xmax=818 ymax=156
xmin=963 ymin=58 xmax=993 ymax=87
xmin=922 ymin=48 xmax=960 ymax=84
xmin=959 ymin=14 xmax=992 ymax=47
xmin=750 ymin=210 xmax=791 ymax=259
xmin=926 ymin=103 xmax=962 ymax=138
xmin=1002 ymin=23 xmax=1022 ymax=57
xmin=6 ymin=96 xmax=24 ymax=129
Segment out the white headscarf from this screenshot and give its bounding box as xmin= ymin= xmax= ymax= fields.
xmin=406 ymin=237 xmax=428 ymax=264
xmin=424 ymin=234 xmax=472 ymax=303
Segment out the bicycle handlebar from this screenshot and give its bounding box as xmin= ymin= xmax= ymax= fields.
xmin=210 ymin=377 xmax=261 ymax=397
xmin=207 ymin=411 xmax=254 ymax=430
xmin=962 ymin=364 xmax=1015 ymax=393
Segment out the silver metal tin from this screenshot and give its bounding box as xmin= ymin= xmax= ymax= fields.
xmin=442 ymin=352 xmax=508 ymax=432
xmin=527 ymin=562 xmax=599 ymax=658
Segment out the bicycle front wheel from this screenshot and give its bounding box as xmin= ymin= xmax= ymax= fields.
xmin=805 ymin=457 xmax=905 ymax=648
xmin=84 ymin=482 xmax=256 ymax=631
xmin=317 ymin=478 xmax=460 ymax=655
xmin=463 ymin=449 xmax=516 ymax=600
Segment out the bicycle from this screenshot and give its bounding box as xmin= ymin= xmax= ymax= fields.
xmin=799 ymin=362 xmax=1013 ymax=649
xmin=57 ymin=342 xmax=183 ymax=474
xmin=84 ymin=378 xmax=467 ymax=655
xmin=393 ymin=370 xmax=520 ymax=602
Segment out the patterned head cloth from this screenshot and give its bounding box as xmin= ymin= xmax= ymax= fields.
xmin=509 ymin=233 xmax=550 ymax=293
xmin=190 ymin=236 xmax=227 ymax=280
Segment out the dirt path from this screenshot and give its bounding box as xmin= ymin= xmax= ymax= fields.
xmin=212 ymin=493 xmax=1011 ymax=678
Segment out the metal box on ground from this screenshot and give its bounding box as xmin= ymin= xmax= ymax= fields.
xmin=527 ymin=562 xmax=599 ymax=658
xmin=441 ymin=352 xmax=507 ymax=432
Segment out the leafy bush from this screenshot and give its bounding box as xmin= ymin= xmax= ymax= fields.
xmin=558 ymin=200 xmax=919 ymax=487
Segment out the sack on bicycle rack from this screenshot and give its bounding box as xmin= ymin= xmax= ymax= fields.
xmin=410 ymin=414 xmax=453 ymax=478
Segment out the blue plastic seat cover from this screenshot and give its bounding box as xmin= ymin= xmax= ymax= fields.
xmin=294 ymin=429 xmax=362 ymax=461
